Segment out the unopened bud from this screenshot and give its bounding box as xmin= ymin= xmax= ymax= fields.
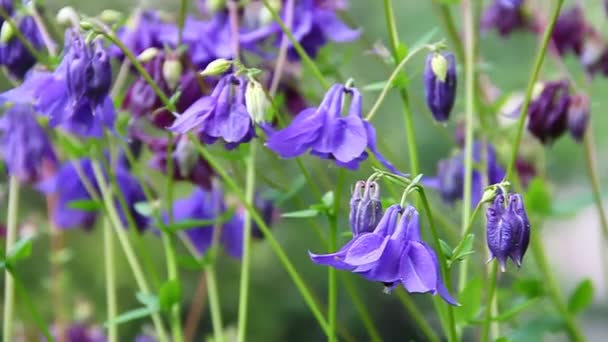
xmin=349 ymin=181 xmax=382 ymax=236
xmin=99 ymin=9 xmax=123 ymax=24
xmin=430 ymin=53 xmax=448 ymax=82
xmin=567 ymin=93 xmax=590 ymax=142
xmin=0 ymin=21 xmax=14 ymax=44
xmin=207 ymin=0 xmax=226 ymax=14
xmin=57 ymin=6 xmax=79 ymax=26
xmin=480 ymin=186 xmax=499 ymax=204
xmin=245 ymin=79 xmax=270 ymax=124
xmin=137 ymin=47 xmax=159 ymax=63
xmin=162 ymin=57 xmax=182 ymax=90
xmin=424 ymin=51 xmax=456 ymax=122
xmin=199 ymin=58 xmax=232 ymax=77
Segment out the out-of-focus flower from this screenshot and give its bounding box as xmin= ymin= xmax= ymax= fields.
xmin=169 ymin=73 xmax=255 ymax=149
xmin=515 ymin=158 xmax=536 ymax=189
xmin=0 ymin=104 xmax=56 ymax=183
xmin=566 ymin=93 xmax=589 ymax=142
xmin=112 ymin=10 xmax=169 ymax=58
xmin=349 ymin=180 xmax=382 ymax=236
xmin=424 ymin=52 xmax=457 ymax=123
xmin=527 ymin=80 xmax=570 ymax=144
xmin=486 ymin=193 xmax=530 ymax=271
xmin=49 ymin=322 xmax=106 ymax=342
xmin=265 ymin=83 xmax=401 ymax=173
xmin=551 ymin=6 xmax=586 ymax=56
xmin=0 ymin=16 xmax=44 ymax=79
xmin=481 ymin=0 xmax=528 ymax=37
xmin=310 ymin=204 xmax=457 ymax=305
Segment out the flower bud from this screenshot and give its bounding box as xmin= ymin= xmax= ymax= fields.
xmin=349 ymin=181 xmax=383 ymax=236
xmin=162 ymin=56 xmax=182 ymax=90
xmin=245 ymin=79 xmax=270 ymax=124
xmin=527 ymin=80 xmax=570 ymax=144
xmin=0 ymin=20 xmax=14 ymax=44
xmin=57 ymin=6 xmax=79 ymax=26
xmin=567 ymin=93 xmax=589 ymax=142
xmin=99 ymin=9 xmax=123 ymax=24
xmin=137 ymin=47 xmax=160 ymax=63
xmin=199 ymin=58 xmax=232 ymax=77
xmin=424 ymin=52 xmax=457 ymax=122
xmin=207 ymin=0 xmax=227 ymax=14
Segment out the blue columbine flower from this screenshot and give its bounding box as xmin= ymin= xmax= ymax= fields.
xmin=0 ymin=29 xmax=115 ymax=137
xmin=486 ymin=193 xmax=530 ymax=271
xmin=169 ymin=73 xmax=255 ymax=149
xmin=310 ymin=204 xmax=457 ymax=305
xmin=0 ymin=15 xmax=44 ymax=79
xmin=481 ymin=0 xmax=528 ymax=37
xmin=424 ymin=52 xmax=457 ymax=123
xmin=551 ymin=6 xmax=586 ymax=56
xmin=265 ymin=83 xmax=402 ymax=173
xmin=527 ymin=80 xmax=570 ymax=144
xmin=0 ymin=104 xmax=57 ymax=183
xmin=111 ymin=10 xmax=169 ymax=58
xmin=425 ymin=142 xmax=506 ymax=207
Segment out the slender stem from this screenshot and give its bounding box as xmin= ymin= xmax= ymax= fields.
xmin=110 ymin=59 xmax=131 ymax=98
xmin=340 ymin=274 xmax=382 ymax=342
xmin=30 ymin=6 xmax=57 ymax=56
xmin=90 ymin=161 xmax=169 ymax=342
xmin=3 ymin=177 xmax=20 ymax=342
xmin=206 ymin=267 xmax=224 ymax=342
xmin=103 ymin=218 xmax=118 ymax=342
xmin=184 ymin=273 xmax=208 ymax=342
xmin=431 ymin=1 xmax=464 ymax=63
xmin=327 ymin=169 xmax=345 ymax=342
xmin=481 ymin=263 xmax=498 ymax=342
xmin=12 ymin=271 xmax=53 ymax=341
xmin=505 ymin=0 xmax=564 ymax=179
xmin=395 ymin=290 xmax=440 ymax=342
xmin=191 ymin=138 xmax=330 ymax=335
xmin=382 ymin=0 xmax=419 ymax=174
xmin=365 ymin=44 xmax=432 ymax=121
xmin=177 ymin=0 xmax=188 ymax=46
xmin=236 ymin=142 xmax=257 ymax=342
xmin=583 ymin=131 xmax=608 ymax=239
xmin=453 ymin=203 xmax=482 ymax=273
xmin=269 ymin=0 xmax=295 ymax=94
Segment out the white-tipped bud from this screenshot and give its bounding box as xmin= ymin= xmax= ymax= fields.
xmin=480 ymin=186 xmax=499 ymax=204
xmin=56 ymin=6 xmax=79 ymax=26
xmin=245 ymin=79 xmax=271 ymax=124
xmin=162 ymin=57 xmax=182 ymax=90
xmin=199 ymin=58 xmax=232 ymax=77
xmin=431 ymin=53 xmax=448 ymax=82
xmin=137 ymin=47 xmax=160 ymax=63
xmin=99 ymin=9 xmax=123 ymax=24
xmin=0 ymin=21 xmax=14 ymax=44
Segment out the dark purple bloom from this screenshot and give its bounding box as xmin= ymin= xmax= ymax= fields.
xmin=167 ymin=186 xmax=242 ymax=258
xmin=567 ymin=93 xmax=589 ymax=142
xmin=481 ymin=0 xmax=528 ymax=37
xmin=169 ymin=74 xmax=255 ymax=149
xmin=515 ymin=158 xmax=536 ymax=189
xmin=349 ymin=180 xmax=382 ymax=236
xmin=424 ymin=52 xmax=457 ymax=123
xmin=426 ymin=142 xmax=505 ymax=207
xmin=0 ymin=16 xmax=44 ymax=79
xmin=265 ymin=83 xmax=402 ymax=173
xmin=310 ymin=204 xmax=457 ymax=304
xmin=250 ymin=194 xmax=278 ymax=239
xmin=0 ymin=104 xmax=57 ymax=183
xmin=50 ymin=322 xmax=106 ymax=342
xmin=486 ymin=193 xmax=530 ymax=271
xmin=527 ymin=80 xmax=570 ymax=144
xmin=551 ymin=6 xmax=587 ymax=56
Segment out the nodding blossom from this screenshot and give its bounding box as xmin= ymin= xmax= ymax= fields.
xmin=424 ymin=52 xmax=457 ymax=123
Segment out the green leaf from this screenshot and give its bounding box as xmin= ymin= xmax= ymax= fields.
xmin=159 ymin=280 xmax=182 ymax=312
xmin=321 ymin=191 xmax=335 ymax=210
xmin=454 ymin=276 xmax=482 ymax=325
xmin=6 ymin=238 xmax=33 ymax=265
xmin=55 ymin=132 xmax=87 ymax=158
xmin=567 ymin=279 xmax=594 ymax=314
xmin=168 ymin=207 xmax=236 ymax=231
xmin=524 ymin=178 xmax=552 ymax=216
xmin=67 ymin=199 xmax=103 ymax=212
xmin=176 ymin=254 xmax=204 ymax=270
xmin=134 ymin=201 xmax=154 ymax=217
xmin=508 ymin=315 xmax=563 ymax=342
xmin=136 ymin=292 xmax=159 ymax=309
xmin=361 ymin=81 xmax=388 ymax=92
xmin=438 ymin=239 xmax=453 ymax=259
xmin=513 ymin=278 xmax=545 ymax=298
xmin=281 ymin=209 xmax=319 ymax=218
xmin=104 ymin=306 xmax=159 ymax=327
xmin=452 ymin=234 xmax=476 ymax=263
xmin=395 ymin=43 xmax=408 ymax=62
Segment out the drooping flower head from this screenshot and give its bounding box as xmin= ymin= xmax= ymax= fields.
xmin=310 ymin=204 xmax=457 ymax=305
xmin=265 ymin=83 xmax=402 ymax=174
xmin=424 ymin=52 xmax=457 ymax=123
xmin=0 ymin=15 xmax=44 ymax=79
xmin=349 ymin=180 xmax=383 ymax=236
xmin=0 ymin=104 xmax=57 ymax=183
xmin=481 ymin=0 xmax=528 ymax=37
xmin=527 ymin=80 xmax=570 ymax=144
xmin=551 ymin=6 xmax=587 ymax=56
xmin=486 ymin=193 xmax=530 ymax=271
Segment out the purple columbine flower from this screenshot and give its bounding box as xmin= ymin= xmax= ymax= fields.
xmin=527 ymin=80 xmax=570 ymax=144
xmin=0 ymin=16 xmax=44 ymax=79
xmin=50 ymin=322 xmax=106 ymax=342
xmin=310 ymin=204 xmax=457 ymax=305
xmin=0 ymin=104 xmax=57 ymax=183
xmin=349 ymin=180 xmax=383 ymax=236
xmin=265 ymin=83 xmax=401 ymax=173
xmin=481 ymin=0 xmax=528 ymax=37
xmin=424 ymin=52 xmax=457 ymax=123
xmin=425 ymin=142 xmax=505 ymax=207
xmin=551 ymin=6 xmax=587 ymax=56
xmin=0 ymin=30 xmax=115 ymax=137
xmin=567 ymin=93 xmax=589 ymax=142
xmin=486 ymin=193 xmax=530 ymax=271
xmin=249 ymin=193 xmax=279 ymax=239
xmin=169 ymin=74 xmax=255 ymax=149
xmin=111 ymin=10 xmax=169 ymax=58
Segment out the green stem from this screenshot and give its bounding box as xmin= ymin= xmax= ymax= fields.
xmin=12 ymin=271 xmax=54 ymax=341
xmin=90 ymin=161 xmax=170 ymax=342
xmin=583 ymin=132 xmax=608 ymax=239
xmin=191 ymin=138 xmax=330 ymax=336
xmin=206 ymin=267 xmax=224 ymax=342
xmin=481 ymin=263 xmax=498 ymax=342
xmin=431 ymin=1 xmax=464 ymax=63
xmin=395 ymin=290 xmax=440 ymax=342
xmin=340 ymin=274 xmax=382 ymax=342
xmin=327 ymin=169 xmax=345 ymax=342
xmin=453 ymin=203 xmax=482 ymax=275
xmin=505 ymin=0 xmax=565 ymax=179
xmin=103 ymin=218 xmax=118 ymax=342
xmin=177 ymin=0 xmax=188 ymax=46
xmin=3 ymin=176 xmax=20 ymax=342
xmin=236 ymin=142 xmax=257 ymax=342
xmin=382 ymin=0 xmax=419 ymax=175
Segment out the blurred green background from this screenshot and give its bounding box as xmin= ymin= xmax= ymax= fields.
xmin=2 ymin=0 xmax=608 ymax=340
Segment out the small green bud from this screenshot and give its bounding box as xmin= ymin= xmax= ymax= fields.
xmin=137 ymin=47 xmax=160 ymax=63
xmin=245 ymin=79 xmax=271 ymax=124
xmin=480 ymin=186 xmax=499 ymax=204
xmin=162 ymin=57 xmax=182 ymax=90
xmin=57 ymin=6 xmax=79 ymax=26
xmin=531 ymin=82 xmax=544 ymax=100
xmin=199 ymin=58 xmax=232 ymax=77
xmin=0 ymin=21 xmax=14 ymax=44
xmin=431 ymin=53 xmax=448 ymax=82
xmin=207 ymin=0 xmax=226 ymax=14
xmin=79 ymin=20 xmax=94 ymax=31
xmin=99 ymin=9 xmax=123 ymax=24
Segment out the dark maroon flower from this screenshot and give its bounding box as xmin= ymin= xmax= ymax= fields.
xmin=551 ymin=6 xmax=587 ymax=56
xmin=424 ymin=52 xmax=457 ymax=123
xmin=515 ymin=158 xmax=536 ymax=189
xmin=527 ymin=80 xmax=570 ymax=144
xmin=481 ymin=0 xmax=528 ymax=37
xmin=567 ymin=93 xmax=589 ymax=142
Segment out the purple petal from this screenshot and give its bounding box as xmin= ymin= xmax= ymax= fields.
xmin=265 ymin=108 xmax=324 ymax=158
xmin=400 ymin=241 xmax=438 ymax=294
xmin=343 ymin=233 xmax=389 ymax=266
xmin=315 ymin=9 xmax=361 ymax=42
